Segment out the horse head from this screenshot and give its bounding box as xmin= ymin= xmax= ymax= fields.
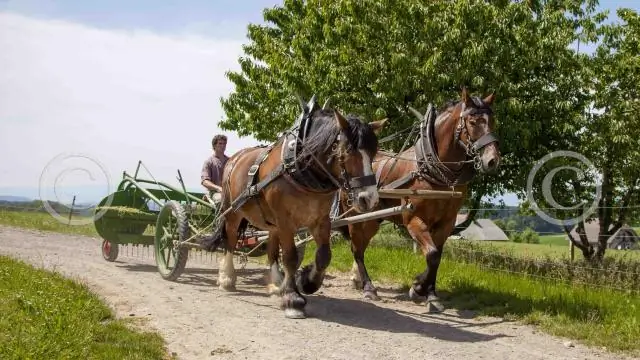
xmin=299 ymin=107 xmax=388 ymax=212
xmin=409 ymin=87 xmax=501 ymax=180
xmin=455 ymin=87 xmax=500 ymax=173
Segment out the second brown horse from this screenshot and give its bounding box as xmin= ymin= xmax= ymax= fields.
xmin=334 ymin=87 xmax=501 ymax=311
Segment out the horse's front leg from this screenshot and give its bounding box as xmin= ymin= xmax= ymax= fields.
xmin=279 ymin=228 xmax=307 ymax=319
xmin=405 ymin=216 xmax=445 ymax=313
xmin=296 ymin=217 xmax=332 ymax=295
xmin=348 ymin=221 xmax=381 ymax=301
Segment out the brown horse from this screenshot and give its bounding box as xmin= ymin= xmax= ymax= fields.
xmin=336 ymin=87 xmax=501 ymax=312
xmin=199 ymin=97 xmax=388 ymax=318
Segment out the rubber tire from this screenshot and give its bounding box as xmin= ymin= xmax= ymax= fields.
xmin=101 ymin=239 xmax=119 ymax=262
xmin=154 ymin=200 xmax=190 ymax=281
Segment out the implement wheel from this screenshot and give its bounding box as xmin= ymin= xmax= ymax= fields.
xmin=154 ymin=200 xmax=190 ymax=281
xmin=101 ymin=239 xmax=119 ymax=262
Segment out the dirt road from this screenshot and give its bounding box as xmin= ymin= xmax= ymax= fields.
xmin=0 ymin=225 xmax=631 ymax=360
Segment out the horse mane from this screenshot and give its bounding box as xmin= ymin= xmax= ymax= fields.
xmin=297 ymin=108 xmax=378 ymax=166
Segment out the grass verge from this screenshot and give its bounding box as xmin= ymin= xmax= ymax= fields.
xmin=302 ymin=239 xmax=640 ymax=355
xmin=0 ymin=255 xmax=172 ymax=360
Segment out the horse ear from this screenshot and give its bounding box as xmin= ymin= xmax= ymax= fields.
xmin=334 ymin=109 xmax=349 ymax=130
xmin=461 ymin=86 xmax=474 ymax=107
xmin=369 ymin=118 xmax=388 ymax=135
xmin=483 ymin=92 xmax=495 ymax=106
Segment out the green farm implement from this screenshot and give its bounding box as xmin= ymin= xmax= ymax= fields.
xmin=93 ymin=161 xmax=308 ymax=281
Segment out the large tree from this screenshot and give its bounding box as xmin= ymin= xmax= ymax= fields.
xmin=219 ymin=0 xmax=604 ymax=224
xmin=523 ymin=8 xmax=640 ymax=261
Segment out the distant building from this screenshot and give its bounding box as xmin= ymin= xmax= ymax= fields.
xmin=566 ymin=219 xmax=640 ymax=250
xmin=453 ymin=214 xmax=509 ymax=241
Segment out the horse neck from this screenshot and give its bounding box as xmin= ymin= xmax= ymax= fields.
xmin=433 ymin=104 xmax=466 ymax=169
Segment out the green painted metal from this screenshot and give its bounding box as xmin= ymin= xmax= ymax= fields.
xmin=93 ymin=161 xmax=214 ymax=247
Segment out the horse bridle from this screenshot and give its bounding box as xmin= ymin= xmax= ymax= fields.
xmin=453 ymin=101 xmax=500 ymax=170
xmin=321 ymin=133 xmax=377 ymax=206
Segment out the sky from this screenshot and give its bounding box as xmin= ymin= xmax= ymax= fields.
xmin=0 ymin=0 xmax=637 ymax=206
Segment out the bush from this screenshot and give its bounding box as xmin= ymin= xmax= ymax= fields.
xmin=510 ymin=227 xmax=540 ymax=244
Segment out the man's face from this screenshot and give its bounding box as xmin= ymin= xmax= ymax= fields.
xmin=214 ymin=140 xmax=227 ymax=154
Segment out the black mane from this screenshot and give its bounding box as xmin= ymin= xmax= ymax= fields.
xmin=298 ymin=108 xmax=378 ymax=163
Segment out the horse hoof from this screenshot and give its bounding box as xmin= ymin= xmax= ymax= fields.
xmin=266 ymin=283 xmax=283 ymax=296
xmin=427 ymin=299 xmax=445 ymax=313
xmin=427 ymin=295 xmax=445 ymax=313
xmin=284 ymin=308 xmax=306 ymax=319
xmin=363 ymin=291 xmax=380 ymax=301
xmin=217 ymin=277 xmax=236 ymax=292
xmin=408 ymin=287 xmax=426 ymax=304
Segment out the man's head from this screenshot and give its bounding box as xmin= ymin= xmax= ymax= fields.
xmin=212 ymin=134 xmax=227 ymax=156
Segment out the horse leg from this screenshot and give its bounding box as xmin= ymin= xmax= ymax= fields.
xmin=296 ymin=218 xmax=332 ymax=295
xmin=348 ymin=221 xmax=381 ymax=301
xmin=266 ymin=231 xmax=284 ymax=296
xmin=405 ymin=216 xmax=445 ymax=313
xmin=279 ymin=228 xmax=307 ymax=319
xmin=217 ymin=215 xmax=242 ymax=291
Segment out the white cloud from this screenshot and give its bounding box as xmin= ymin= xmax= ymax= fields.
xmin=0 ymin=12 xmax=262 ymax=202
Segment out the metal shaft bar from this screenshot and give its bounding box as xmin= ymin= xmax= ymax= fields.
xmin=378 ymin=189 xmax=463 ymax=199
xmin=330 ymin=203 xmax=414 ymax=229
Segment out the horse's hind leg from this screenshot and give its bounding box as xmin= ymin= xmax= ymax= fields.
xmin=296 ymin=218 xmax=332 ymax=295
xmin=266 ymin=231 xmax=284 ymax=296
xmin=217 ymin=214 xmax=242 ymax=291
xmin=279 ymin=228 xmax=307 ymax=319
xmin=405 ymin=216 xmax=445 ymax=313
xmin=348 ymin=221 xmax=381 ymax=301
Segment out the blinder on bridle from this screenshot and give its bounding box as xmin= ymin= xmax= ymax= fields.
xmin=454 ymin=97 xmax=499 ymax=169
xmin=327 ymin=132 xmax=377 ymax=206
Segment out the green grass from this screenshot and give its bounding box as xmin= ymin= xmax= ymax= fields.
xmin=0 ymin=255 xmax=172 ymax=360
xmin=0 ymin=209 xmax=98 ymax=237
xmin=538 ymin=233 xmax=568 ymax=246
xmin=301 ymin=240 xmax=640 ymax=355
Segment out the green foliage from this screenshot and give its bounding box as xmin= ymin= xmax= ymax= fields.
xmin=0 ymin=255 xmax=170 ymax=360
xmin=220 ymin=0 xmax=605 ymax=203
xmin=510 ymin=227 xmax=541 ymax=244
xmin=520 ymin=8 xmax=640 ymax=260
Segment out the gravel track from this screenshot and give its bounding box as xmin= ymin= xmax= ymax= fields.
xmin=0 ymin=225 xmax=631 ymax=360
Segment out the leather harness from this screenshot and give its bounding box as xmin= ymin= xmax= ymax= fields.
xmin=220 ymin=95 xmax=377 ymax=222
xmin=376 ymin=98 xmax=499 ymax=190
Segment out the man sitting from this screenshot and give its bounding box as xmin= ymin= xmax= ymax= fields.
xmin=201 ymin=134 xmax=229 ymax=205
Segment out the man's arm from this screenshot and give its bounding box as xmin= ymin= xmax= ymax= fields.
xmin=202 ymin=179 xmax=222 ymax=193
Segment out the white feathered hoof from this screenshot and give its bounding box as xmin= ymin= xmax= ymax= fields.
xmin=284 ymin=308 xmax=306 ymax=319
xmin=217 ymin=273 xmax=236 ymax=291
